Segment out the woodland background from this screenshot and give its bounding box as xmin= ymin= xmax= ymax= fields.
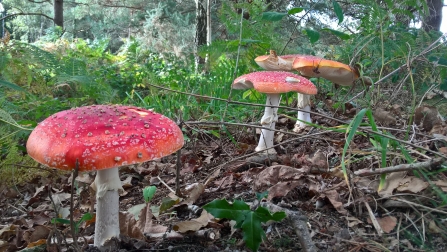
xmin=1 ymin=0 xmax=447 ymax=251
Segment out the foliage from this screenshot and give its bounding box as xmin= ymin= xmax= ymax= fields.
xmin=204 ymin=193 xmax=286 ymax=252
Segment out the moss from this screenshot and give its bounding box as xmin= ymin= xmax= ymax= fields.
xmin=0 ymin=140 xmax=50 ymax=187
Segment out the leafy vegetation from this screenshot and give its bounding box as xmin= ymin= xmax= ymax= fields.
xmin=1 ymin=0 xmax=447 ymax=251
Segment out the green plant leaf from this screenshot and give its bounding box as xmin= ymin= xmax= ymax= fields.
xmin=256 ymin=191 xmax=268 ymax=200
xmin=288 ymin=7 xmax=304 ymax=15
xmin=51 ymin=218 xmax=71 ymax=225
xmin=261 ymin=12 xmax=287 ymax=22
xmin=143 ymin=186 xmax=157 ymax=203
xmin=322 ymin=28 xmax=350 ymax=40
xmin=128 ymin=203 xmax=146 ymax=220
xmin=341 ymin=108 xmax=368 ymax=183
xmin=0 ymin=79 xmax=26 ymax=92
xmin=203 ymin=199 xmax=249 ymax=225
xmin=159 ymin=197 xmax=179 ymax=213
xmin=304 ymin=29 xmax=320 ymax=44
xmin=241 ymin=211 xmax=264 ymax=252
xmin=332 ymin=0 xmax=344 ymax=24
xmin=204 ymin=199 xmax=286 ymax=252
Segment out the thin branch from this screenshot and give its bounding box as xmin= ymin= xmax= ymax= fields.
xmin=147 ymin=82 xmax=447 ymax=159
xmin=0 ymin=12 xmax=54 ymax=22
xmin=348 ymin=32 xmax=447 ymax=103
xmin=354 ymin=157 xmax=445 ymax=176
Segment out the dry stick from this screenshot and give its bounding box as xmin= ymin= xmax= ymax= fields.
xmin=69 ymin=160 xmax=81 ymax=252
xmin=185 ymin=119 xmax=447 ymax=159
xmin=201 ymin=131 xmax=331 ymax=182
xmin=148 ymin=82 xmax=447 ymax=158
xmin=354 ymin=157 xmax=445 ymax=177
xmin=260 ymin=202 xmax=317 ymax=252
xmin=347 ymin=32 xmax=447 ymax=104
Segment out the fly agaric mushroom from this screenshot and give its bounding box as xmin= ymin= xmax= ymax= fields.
xmin=255 ymin=51 xmax=359 ymax=132
xmin=232 ymin=71 xmax=317 ymax=154
xmin=26 ymin=105 xmax=184 ymax=249
xmin=292 ymin=55 xmax=359 ymax=131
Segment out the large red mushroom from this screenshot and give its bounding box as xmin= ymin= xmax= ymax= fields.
xmin=26 ymin=105 xmax=184 ymax=249
xmin=233 ymin=71 xmax=317 ymax=154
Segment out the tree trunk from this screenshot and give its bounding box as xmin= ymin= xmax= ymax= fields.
xmin=423 ymin=0 xmax=443 ymax=32
xmin=194 ymin=0 xmax=207 ymax=71
xmin=54 ymin=0 xmax=63 ymax=28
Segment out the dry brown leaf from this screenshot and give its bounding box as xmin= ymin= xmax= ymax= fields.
xmin=322 ymin=190 xmax=347 ymax=214
xmin=173 ymin=210 xmax=213 ymax=232
xmin=396 ymin=177 xmax=429 ymax=193
xmin=433 ymin=180 xmax=447 ymax=192
xmin=180 ymin=183 xmax=205 ymax=205
xmin=267 ymin=181 xmax=304 ymax=200
xmin=414 ymin=105 xmax=443 ymax=131
xmin=428 ymin=220 xmax=443 ymax=233
xmin=345 ymin=216 xmax=363 ymax=227
xmin=253 ymin=165 xmax=308 ymax=191
xmin=378 ymin=171 xmax=407 ymax=197
xmin=373 ymin=108 xmax=396 ymax=126
xmin=367 ymin=216 xmax=397 ymax=233
xmin=23 ymin=225 xmax=50 ymax=243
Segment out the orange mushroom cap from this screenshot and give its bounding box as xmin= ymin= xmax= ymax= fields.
xmin=232 ymin=71 xmax=317 ymax=95
xmin=26 ymin=105 xmax=184 ymax=172
xmin=292 ymin=55 xmax=359 ymax=86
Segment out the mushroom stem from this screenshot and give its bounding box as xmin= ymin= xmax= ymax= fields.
xmin=256 ymin=94 xmax=280 ymax=154
xmin=93 ymin=167 xmax=123 ymax=248
xmin=294 ymin=93 xmax=312 ymax=132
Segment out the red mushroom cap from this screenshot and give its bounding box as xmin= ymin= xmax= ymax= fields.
xmin=232 ymin=71 xmax=317 ymax=95
xmin=26 ymin=105 xmax=184 ymax=172
xmin=292 ymin=55 xmax=359 ymax=86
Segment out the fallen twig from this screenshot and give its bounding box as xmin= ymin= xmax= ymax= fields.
xmin=259 ymin=202 xmax=317 ymax=252
xmin=354 ymin=158 xmax=445 ymax=177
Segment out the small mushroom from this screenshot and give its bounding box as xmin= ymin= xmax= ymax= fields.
xmin=26 ymin=105 xmax=184 ymax=250
xmin=255 ymin=51 xmax=359 ymax=132
xmin=233 ymin=71 xmax=317 ymax=154
xmin=292 ymin=55 xmax=359 ymax=131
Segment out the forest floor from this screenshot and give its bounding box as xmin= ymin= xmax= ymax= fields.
xmin=1 ymin=103 xmax=447 ymax=252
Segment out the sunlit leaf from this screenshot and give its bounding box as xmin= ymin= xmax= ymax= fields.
xmin=261 ymin=12 xmax=287 ymax=21
xmin=322 ymin=28 xmax=350 ymax=40
xmin=304 ymin=28 xmax=320 ymax=43
xmin=332 ymin=0 xmax=344 ymax=24
xmin=143 ymin=186 xmax=157 ymax=203
xmin=288 ymin=7 xmax=304 ymax=15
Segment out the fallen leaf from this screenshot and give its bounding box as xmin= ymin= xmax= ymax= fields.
xmin=173 ymin=210 xmax=213 ymax=232
xmin=322 ymin=190 xmax=347 ymax=214
xmin=373 ymin=108 xmax=396 ymax=126
xmin=378 ymin=171 xmax=407 ymax=197
xmin=396 ymin=177 xmax=429 ymax=193
xmin=344 ymin=216 xmax=363 ymax=227
xmin=367 ymin=215 xmax=397 ymax=233
xmin=433 ymin=180 xmax=447 ymax=192
xmin=414 ymin=105 xmax=443 ymax=131
xmin=428 ymin=220 xmax=443 ymax=233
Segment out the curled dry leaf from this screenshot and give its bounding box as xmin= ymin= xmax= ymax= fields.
xmin=173 ymin=210 xmax=213 ymax=233
xmin=367 ymin=215 xmax=397 ymax=233
xmin=253 ymin=165 xmax=312 ymax=200
xmin=373 ymin=108 xmax=396 ymax=126
xmin=321 ymin=190 xmax=347 ymax=214
xmin=396 ymin=177 xmax=429 ymax=193
xmin=433 ymin=180 xmax=447 ymax=192
xmin=414 ymin=105 xmax=443 ymax=131
xmin=378 ymin=171 xmax=407 ymax=197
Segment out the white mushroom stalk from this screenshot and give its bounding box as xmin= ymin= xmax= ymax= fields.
xmin=92 ymin=168 xmax=123 ymax=247
xmin=232 ymin=71 xmax=317 ymax=155
xmin=257 ymin=93 xmax=280 ymax=154
xmin=294 ymin=93 xmax=312 ymax=131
